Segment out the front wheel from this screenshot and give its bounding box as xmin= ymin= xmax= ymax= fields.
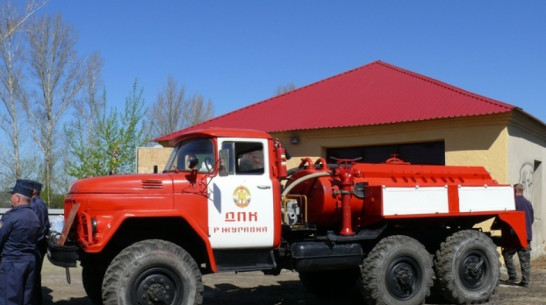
xmin=360 ymin=235 xmax=433 ymax=305
xmin=434 ymin=230 xmax=499 ymax=304
xmin=102 ymin=239 xmax=203 ymax=305
xmin=82 ymin=265 xmax=106 ymax=305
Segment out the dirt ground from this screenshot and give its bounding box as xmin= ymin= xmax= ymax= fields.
xmin=42 ymin=255 xmax=546 ymax=305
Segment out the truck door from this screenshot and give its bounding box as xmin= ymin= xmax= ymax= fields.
xmin=208 ymin=138 xmax=274 ymax=249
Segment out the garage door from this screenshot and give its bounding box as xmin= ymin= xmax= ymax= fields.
xmin=326 ymin=141 xmax=445 ymax=165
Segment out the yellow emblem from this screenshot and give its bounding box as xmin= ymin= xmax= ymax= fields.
xmin=233 ymin=186 xmax=251 ymax=208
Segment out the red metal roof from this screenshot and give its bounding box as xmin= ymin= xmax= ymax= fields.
xmin=154 ymin=61 xmax=515 ymax=142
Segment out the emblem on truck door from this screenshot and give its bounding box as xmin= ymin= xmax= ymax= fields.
xmin=233 ymin=185 xmax=251 ymax=208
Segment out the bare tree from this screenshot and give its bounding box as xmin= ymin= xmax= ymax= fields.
xmin=0 ymin=0 xmax=47 ymax=183
xmin=147 ymin=75 xmax=185 ymax=137
xmin=24 ymin=14 xmax=86 ymax=203
xmin=0 ymin=0 xmax=28 ymax=181
xmin=147 ymin=75 xmax=214 ymax=138
xmin=276 ymin=83 xmax=296 ymax=96
xmin=183 ymin=93 xmax=214 ymax=127
xmin=0 ymin=0 xmax=48 ymax=43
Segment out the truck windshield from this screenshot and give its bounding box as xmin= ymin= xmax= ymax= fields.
xmin=164 ymin=138 xmax=214 ymax=173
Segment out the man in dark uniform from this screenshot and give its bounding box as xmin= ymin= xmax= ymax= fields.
xmin=502 ymin=183 xmax=535 ymax=287
xmin=0 ymin=180 xmax=41 ymax=305
xmin=22 ymin=180 xmax=50 ymax=304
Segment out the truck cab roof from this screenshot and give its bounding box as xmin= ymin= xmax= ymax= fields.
xmin=164 ymin=127 xmax=272 ymax=147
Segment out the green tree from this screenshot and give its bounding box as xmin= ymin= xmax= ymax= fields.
xmin=64 ymin=53 xmax=105 ymax=179
xmin=66 ymin=80 xmax=147 ymax=178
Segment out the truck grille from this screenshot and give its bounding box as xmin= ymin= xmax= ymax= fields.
xmin=78 ymin=212 xmax=93 ymax=247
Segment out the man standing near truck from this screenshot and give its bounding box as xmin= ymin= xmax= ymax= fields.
xmin=0 ymin=180 xmax=41 ymax=305
xmin=502 ymin=183 xmax=535 ymax=287
xmin=24 ymin=180 xmax=50 ymax=304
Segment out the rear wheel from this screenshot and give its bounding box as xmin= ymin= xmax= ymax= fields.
xmin=299 ymin=268 xmax=360 ymax=297
xmin=102 ymin=239 xmax=203 ymax=305
xmin=434 ymin=230 xmax=499 ymax=304
xmin=360 ymin=235 xmax=433 ymax=305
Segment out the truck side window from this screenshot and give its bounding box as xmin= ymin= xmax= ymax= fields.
xmin=236 ymin=143 xmax=264 ymax=175
xmin=220 ymin=141 xmax=264 ymax=175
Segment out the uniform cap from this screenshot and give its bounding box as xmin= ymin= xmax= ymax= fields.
xmin=31 ymin=180 xmax=42 ymax=191
xmin=19 ymin=179 xmax=42 ymax=192
xmin=11 ymin=180 xmax=34 ymax=198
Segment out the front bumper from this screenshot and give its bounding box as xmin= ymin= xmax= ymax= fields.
xmin=47 ymin=234 xmax=79 ymax=267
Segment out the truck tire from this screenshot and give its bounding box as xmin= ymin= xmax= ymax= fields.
xmin=102 ymin=239 xmax=203 ymax=305
xmin=434 ymin=230 xmax=499 ymax=304
xmin=82 ymin=265 xmax=105 ymax=304
xmin=299 ymin=268 xmax=360 ymax=297
xmin=360 ymin=235 xmax=433 ymax=305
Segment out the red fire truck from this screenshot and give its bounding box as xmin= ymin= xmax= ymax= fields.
xmin=48 ymin=128 xmax=527 ymax=305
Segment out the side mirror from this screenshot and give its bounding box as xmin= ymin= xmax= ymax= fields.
xmin=219 ymin=149 xmax=230 ymax=176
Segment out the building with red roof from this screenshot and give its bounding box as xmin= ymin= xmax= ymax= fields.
xmin=144 ymin=61 xmax=545 ymax=257
xmin=154 ymin=61 xmax=519 ymax=140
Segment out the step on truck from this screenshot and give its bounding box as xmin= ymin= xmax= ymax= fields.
xmin=48 ymin=128 xmax=528 ymax=305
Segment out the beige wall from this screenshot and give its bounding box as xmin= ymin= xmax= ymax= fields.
xmin=273 ymin=114 xmax=511 ymax=182
xmin=507 ymin=111 xmax=546 ymax=258
xmin=137 ymin=146 xmax=173 ymax=173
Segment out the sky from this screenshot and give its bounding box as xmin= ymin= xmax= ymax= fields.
xmin=42 ymin=1 xmax=546 ymax=124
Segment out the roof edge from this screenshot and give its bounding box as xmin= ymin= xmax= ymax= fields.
xmin=374 ymin=61 xmax=515 ymax=111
